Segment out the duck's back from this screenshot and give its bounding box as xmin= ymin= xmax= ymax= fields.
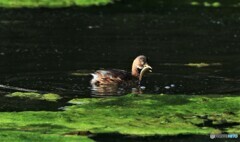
xmin=91 ymin=69 xmax=133 ymax=86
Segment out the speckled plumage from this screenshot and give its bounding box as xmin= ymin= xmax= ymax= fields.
xmin=91 ymin=69 xmax=134 ymax=85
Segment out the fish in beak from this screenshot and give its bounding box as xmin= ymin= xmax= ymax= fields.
xmin=144 ymin=63 xmax=152 ymax=72
xmin=139 ymin=63 xmax=152 ymax=85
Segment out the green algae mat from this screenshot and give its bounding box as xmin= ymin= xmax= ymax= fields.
xmin=0 ymin=0 xmax=112 ymax=8
xmin=0 ymin=0 xmax=238 ymax=8
xmin=6 ymin=92 xmax=62 ymax=102
xmin=0 ymin=94 xmax=239 ymax=141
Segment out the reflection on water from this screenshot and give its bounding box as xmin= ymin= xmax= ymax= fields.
xmin=91 ymin=83 xmax=146 ymax=96
xmin=91 ymin=84 xmax=123 ymax=96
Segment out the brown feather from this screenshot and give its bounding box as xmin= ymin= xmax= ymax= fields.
xmin=91 ymin=69 xmax=134 ymax=85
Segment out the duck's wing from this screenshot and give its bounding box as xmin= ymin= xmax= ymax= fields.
xmin=91 ymin=69 xmax=132 ymax=85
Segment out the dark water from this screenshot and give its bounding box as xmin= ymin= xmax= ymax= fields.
xmin=0 ymin=1 xmax=240 ymax=111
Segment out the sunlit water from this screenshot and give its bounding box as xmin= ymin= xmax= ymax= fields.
xmin=0 ymin=4 xmax=239 ymax=111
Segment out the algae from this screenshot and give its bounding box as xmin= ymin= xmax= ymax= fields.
xmin=6 ymin=92 xmax=61 ymax=102
xmin=0 ymin=94 xmax=239 ymax=141
xmin=185 ymin=63 xmax=221 ymax=68
xmin=0 ymin=0 xmax=112 ymax=8
xmin=41 ymin=93 xmax=62 ymax=102
xmin=190 ymin=1 xmax=221 ymax=7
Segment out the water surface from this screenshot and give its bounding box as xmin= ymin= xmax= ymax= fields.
xmin=0 ymin=3 xmax=240 ymax=110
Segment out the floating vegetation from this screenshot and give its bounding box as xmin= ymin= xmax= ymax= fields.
xmin=190 ymin=1 xmax=221 ymax=7
xmin=212 ymin=2 xmax=221 ymax=7
xmin=185 ymin=63 xmax=221 ymax=68
xmin=70 ymin=70 xmax=93 ymax=76
xmin=160 ymin=62 xmax=221 ymax=68
xmin=0 ymin=0 xmax=112 ymax=8
xmin=190 ymin=1 xmax=200 ymax=6
xmin=6 ymin=92 xmax=61 ymax=102
xmin=185 ymin=63 xmax=210 ymax=68
xmin=71 ymin=72 xmax=90 ymax=76
xmin=41 ymin=93 xmax=62 ymax=102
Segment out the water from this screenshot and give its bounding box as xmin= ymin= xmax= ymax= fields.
xmin=0 ymin=2 xmax=240 ymax=111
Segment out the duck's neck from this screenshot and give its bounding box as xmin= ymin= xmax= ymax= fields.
xmin=131 ymin=66 xmax=139 ymax=78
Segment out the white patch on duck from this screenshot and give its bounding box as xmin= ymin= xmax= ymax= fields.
xmin=90 ymin=73 xmax=99 ymax=85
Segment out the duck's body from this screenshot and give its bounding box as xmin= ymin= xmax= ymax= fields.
xmin=90 ymin=55 xmax=152 ymax=86
xmin=91 ymin=69 xmax=134 ymax=86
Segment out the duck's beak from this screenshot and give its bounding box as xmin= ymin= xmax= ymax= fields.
xmin=139 ymin=63 xmax=152 ymax=84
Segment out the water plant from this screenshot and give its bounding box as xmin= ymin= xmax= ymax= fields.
xmin=0 ymin=0 xmax=112 ymax=8
xmin=6 ymin=92 xmax=62 ymax=102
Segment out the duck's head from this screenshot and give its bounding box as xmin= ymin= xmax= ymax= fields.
xmin=131 ymin=55 xmax=152 ymax=81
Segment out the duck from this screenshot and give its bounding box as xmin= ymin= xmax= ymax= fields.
xmin=90 ymin=55 xmax=152 ymax=86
